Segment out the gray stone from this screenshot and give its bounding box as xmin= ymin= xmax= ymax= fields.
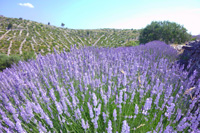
xmin=179 ymin=41 xmax=200 ymax=83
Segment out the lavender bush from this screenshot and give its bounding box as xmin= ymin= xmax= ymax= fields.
xmin=0 ymin=41 xmax=199 ymax=132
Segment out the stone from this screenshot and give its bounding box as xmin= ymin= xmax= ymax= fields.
xmin=178 ymin=40 xmax=200 ymax=84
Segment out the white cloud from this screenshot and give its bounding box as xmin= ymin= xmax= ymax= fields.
xmin=18 ymin=3 xmax=34 ymax=8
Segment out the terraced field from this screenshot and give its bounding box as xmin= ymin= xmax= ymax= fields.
xmin=0 ymin=16 xmax=140 ymax=56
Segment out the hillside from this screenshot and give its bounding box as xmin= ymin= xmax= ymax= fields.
xmin=0 ymin=16 xmax=140 ymax=56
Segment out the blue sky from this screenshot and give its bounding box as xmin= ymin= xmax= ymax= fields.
xmin=0 ymin=0 xmax=200 ymax=35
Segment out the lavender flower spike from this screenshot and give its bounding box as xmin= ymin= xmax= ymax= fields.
xmin=55 ymin=101 xmax=63 ymax=115
xmin=121 ymin=120 xmax=130 ymax=133
xmin=144 ymin=98 xmax=152 ymax=111
xmin=134 ymin=104 xmax=139 ymax=115
xmin=113 ymin=109 xmax=117 ymax=121
xmin=87 ymin=102 xmax=94 ymax=119
xmin=107 ymin=120 xmax=112 ymax=133
xmin=81 ymin=119 xmax=89 ymax=130
xmin=92 ymin=92 xmax=98 ymax=107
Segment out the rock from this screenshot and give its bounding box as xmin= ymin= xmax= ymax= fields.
xmin=177 ymin=45 xmax=184 ymax=51
xmin=179 ymin=41 xmax=200 ymax=83
xmin=182 ymin=46 xmax=193 ymax=50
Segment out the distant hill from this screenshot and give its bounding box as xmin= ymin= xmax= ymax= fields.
xmin=0 ymin=16 xmax=140 ymax=56
xmin=192 ymin=35 xmax=200 ymax=40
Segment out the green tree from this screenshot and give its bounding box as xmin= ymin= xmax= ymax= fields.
xmin=139 ymin=21 xmax=191 ymax=44
xmin=61 ymin=23 xmax=65 ymax=27
xmin=7 ymin=23 xmax=12 ymax=30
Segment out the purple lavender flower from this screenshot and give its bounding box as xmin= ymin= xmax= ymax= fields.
xmin=19 ymin=91 xmax=27 ymax=101
xmin=87 ymin=102 xmax=94 ymax=119
xmin=74 ymin=108 xmax=82 ymax=120
xmin=2 ymin=115 xmax=15 ymax=128
xmin=0 ymin=40 xmax=199 ymax=132
xmin=12 ymin=114 xmax=20 ymax=123
xmin=92 ymin=92 xmax=98 ymax=107
xmin=134 ymin=104 xmax=139 ymax=115
xmin=118 ymin=90 xmax=123 ymax=104
xmin=144 ymin=98 xmax=152 ymax=111
xmin=130 ymin=91 xmax=135 ymax=103
xmin=81 ymin=119 xmax=89 ymax=130
xmin=32 ymin=93 xmax=38 ymax=103
xmin=31 ymin=103 xmax=41 ymax=114
xmin=103 ymin=94 xmax=108 ymax=105
xmin=163 ymin=125 xmax=174 ymax=133
xmin=95 ymin=104 xmax=101 ymax=116
xmin=0 ymin=123 xmax=2 ymax=131
xmin=107 ymin=120 xmax=112 ymax=133
xmin=154 ymin=93 xmax=161 ymax=108
xmin=165 ymin=85 xmax=173 ymax=99
xmin=190 ymin=120 xmax=199 ymax=131
xmin=177 ymin=117 xmax=188 ymax=131
xmin=121 ymin=120 xmax=130 ymax=133
xmin=124 ymin=93 xmax=128 ymax=102
xmin=107 ymin=85 xmax=112 ymax=99
xmin=44 ymin=114 xmax=53 ymax=128
xmin=102 ymin=112 xmax=107 ymax=123
xmin=49 ymin=88 xmax=56 ymax=101
xmin=64 ymin=97 xmax=72 ymax=108
xmin=165 ymin=103 xmax=175 ymax=119
xmin=25 ymin=102 xmax=34 ymax=121
xmin=72 ymin=95 xmax=77 ymax=107
xmin=6 ymin=102 xmax=16 ymax=114
xmin=174 ymin=109 xmax=182 ymax=123
xmin=113 ymin=109 xmax=117 ymax=121
xmin=13 ymin=94 xmax=20 ymax=105
xmin=108 ymin=68 xmax=112 ymax=80
xmin=1 ymin=93 xmax=9 ymax=104
xmin=55 ymin=101 xmax=63 ymax=115
xmin=139 ymin=89 xmax=144 ymax=99
xmin=60 ymin=99 xmax=67 ymax=112
xmin=92 ymin=116 xmax=99 ymax=129
xmin=122 ymin=73 xmax=127 ymax=86
xmin=19 ymin=106 xmax=28 ymax=122
xmin=38 ymin=121 xmax=47 ymax=133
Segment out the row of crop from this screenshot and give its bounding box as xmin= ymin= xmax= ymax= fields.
xmin=0 ymin=42 xmax=199 ymax=132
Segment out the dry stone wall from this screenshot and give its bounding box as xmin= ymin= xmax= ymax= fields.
xmin=179 ymin=40 xmax=200 ymax=82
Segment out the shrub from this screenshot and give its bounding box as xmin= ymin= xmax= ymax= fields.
xmin=7 ymin=23 xmax=12 ymax=30
xmin=21 ymin=51 xmax=36 ymax=62
xmin=124 ymin=40 xmax=139 ymax=47
xmin=0 ymin=54 xmax=21 ymax=71
xmin=139 ymin=21 xmax=191 ymax=44
xmin=0 ymin=52 xmax=36 ymax=71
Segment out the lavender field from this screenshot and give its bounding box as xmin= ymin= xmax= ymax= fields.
xmin=0 ymin=41 xmax=199 ymax=132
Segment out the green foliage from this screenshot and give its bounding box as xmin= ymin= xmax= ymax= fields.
xmin=139 ymin=21 xmax=191 ymax=44
xmin=61 ymin=23 xmax=65 ymax=27
xmin=190 ymin=37 xmax=197 ymax=41
xmin=124 ymin=40 xmax=139 ymax=47
xmin=0 ymin=54 xmax=21 ymax=71
xmin=0 ymin=51 xmax=36 ymax=71
xmin=21 ymin=51 xmax=36 ymax=62
xmin=7 ymin=23 xmax=12 ymax=30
